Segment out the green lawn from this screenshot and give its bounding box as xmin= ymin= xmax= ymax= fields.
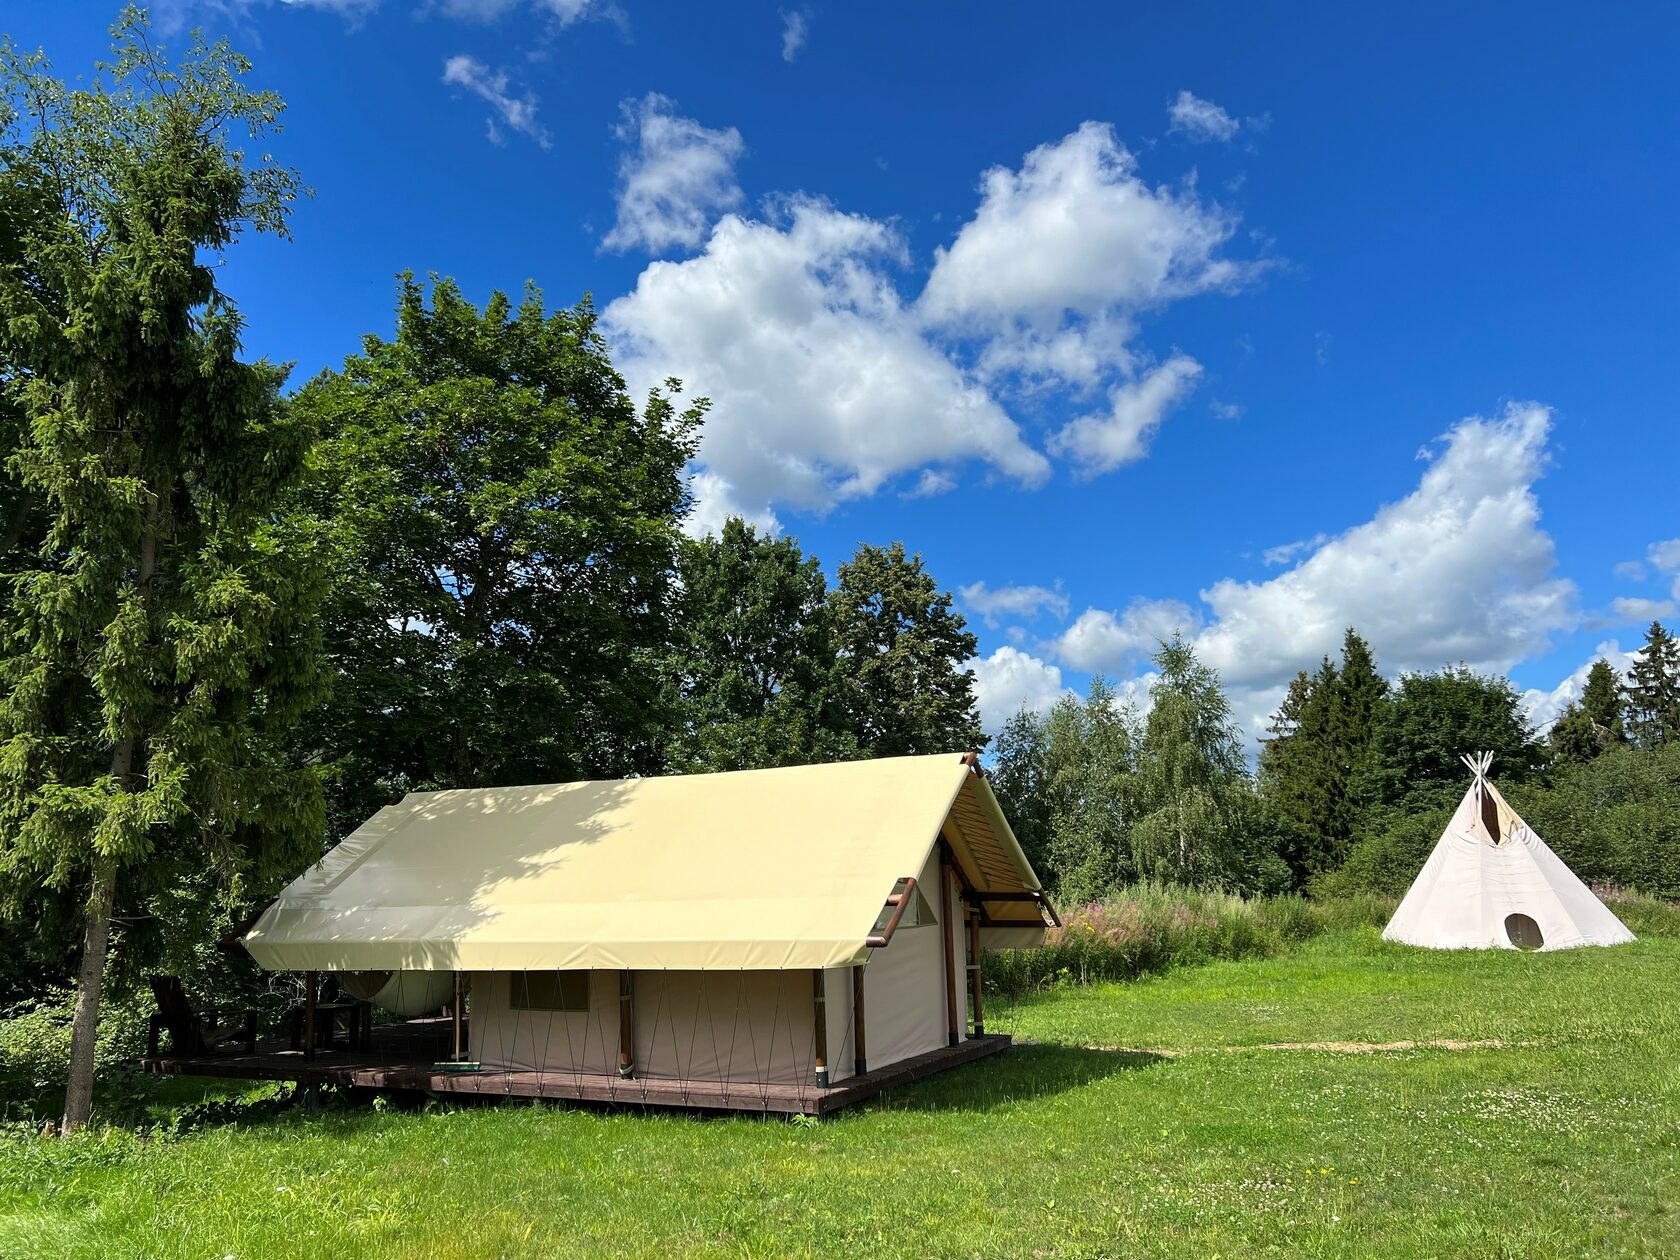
xmin=3 ymin=929 xmax=1678 ymax=1258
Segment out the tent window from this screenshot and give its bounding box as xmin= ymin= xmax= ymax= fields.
xmin=1504 ymin=913 xmax=1544 ymax=950
xmin=510 ymin=971 xmax=590 ymax=1012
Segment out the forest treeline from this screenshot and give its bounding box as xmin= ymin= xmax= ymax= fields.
xmin=992 ymin=625 xmax=1680 ymax=907
xmin=3 ymin=13 xmax=1679 ymax=1131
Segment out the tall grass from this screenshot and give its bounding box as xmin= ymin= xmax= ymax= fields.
xmin=987 ymin=884 xmax=1395 ymax=999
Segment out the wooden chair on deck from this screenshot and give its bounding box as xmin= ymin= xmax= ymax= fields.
xmin=146 ymin=975 xmax=259 ymax=1058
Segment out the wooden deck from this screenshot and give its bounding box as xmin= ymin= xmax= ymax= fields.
xmin=142 ymin=1019 xmax=1011 ymax=1116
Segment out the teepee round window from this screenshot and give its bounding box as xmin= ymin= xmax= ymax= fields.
xmin=1505 ymin=913 xmax=1544 ymax=950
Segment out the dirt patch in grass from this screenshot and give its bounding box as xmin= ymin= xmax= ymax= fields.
xmin=1068 ymin=1037 xmax=1514 ymax=1057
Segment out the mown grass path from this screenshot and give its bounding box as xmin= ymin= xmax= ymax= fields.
xmin=3 ymin=930 xmax=1677 ymax=1258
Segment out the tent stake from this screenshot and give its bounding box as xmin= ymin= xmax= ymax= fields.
xmin=812 ymin=970 xmax=829 ymax=1088
xmin=852 ymin=965 xmax=867 ymax=1076
xmin=617 ymin=970 xmax=636 ymax=1079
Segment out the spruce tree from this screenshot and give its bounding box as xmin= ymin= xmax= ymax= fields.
xmin=0 ymin=14 xmax=326 ymax=1131
xmin=1626 ymin=622 xmax=1680 ymax=749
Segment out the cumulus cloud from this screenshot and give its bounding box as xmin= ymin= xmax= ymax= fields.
xmin=968 ymin=647 xmax=1071 ymax=733
xmin=919 ymin=122 xmax=1252 ymax=340
xmin=603 ymin=95 xmax=745 ymax=255
xmin=959 ymin=582 xmax=1071 ymax=627
xmin=1056 ymin=403 xmax=1580 ymax=742
xmin=1055 ymin=600 xmax=1197 ymax=673
xmin=602 ymin=199 xmax=1050 ymax=525
xmin=780 ymin=9 xmax=809 ymax=61
xmin=1167 ymin=90 xmax=1240 ymax=143
xmin=428 ymin=0 xmax=604 ymax=20
xmin=1048 ymin=352 xmax=1203 ymax=475
xmin=442 ymin=55 xmax=550 ymax=148
xmin=1613 ymin=560 xmax=1646 ymax=581
xmin=1194 ymin=403 xmax=1576 ymax=689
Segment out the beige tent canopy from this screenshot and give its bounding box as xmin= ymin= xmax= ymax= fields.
xmin=245 ymin=752 xmax=1052 ymax=972
xmin=1382 ymin=752 xmax=1635 ymax=952
xmin=235 ymin=753 xmax=1054 ymax=1105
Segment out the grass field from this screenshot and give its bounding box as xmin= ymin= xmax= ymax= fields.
xmin=3 ymin=928 xmax=1678 ymax=1258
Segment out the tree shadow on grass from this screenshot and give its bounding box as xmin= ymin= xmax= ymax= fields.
xmin=859 ymin=1043 xmax=1168 ymax=1115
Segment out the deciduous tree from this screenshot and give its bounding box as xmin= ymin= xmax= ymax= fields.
xmin=828 ymin=542 xmax=984 ymax=756
xmin=293 ymin=276 xmax=702 ymax=826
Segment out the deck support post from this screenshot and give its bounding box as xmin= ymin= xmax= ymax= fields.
xmin=451 ymin=972 xmax=465 ymax=1062
xmin=968 ymin=912 xmax=985 ymax=1036
xmin=617 ymin=970 xmax=635 ymax=1079
xmin=812 ymin=969 xmax=830 ymax=1087
xmin=852 ymin=965 xmax=867 ymax=1076
xmin=939 ymin=847 xmax=960 ymax=1046
xmin=303 ymin=971 xmax=317 ymax=1063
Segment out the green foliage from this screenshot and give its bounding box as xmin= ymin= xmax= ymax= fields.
xmin=1031 ymin=678 xmax=1139 ymax=902
xmin=1132 ymin=636 xmax=1282 ymax=890
xmin=1550 ymin=657 xmax=1631 ymax=764
xmin=1327 ymin=742 xmax=1680 ymax=899
xmin=664 ymin=518 xmax=853 ymax=771
xmin=1626 ymin=620 xmax=1680 ymax=749
xmin=986 ymin=883 xmax=1395 ymax=998
xmin=0 ymin=10 xmax=327 ymax=1126
xmin=292 ymin=275 xmax=703 ymax=825
xmin=828 ymin=541 xmax=984 ymax=756
xmin=1364 ymin=666 xmax=1541 ymax=812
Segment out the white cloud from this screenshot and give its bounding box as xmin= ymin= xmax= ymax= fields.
xmin=780 ymin=9 xmax=809 ymax=61
xmin=603 ymin=199 xmax=1050 ymax=525
xmin=1521 ymin=640 xmax=1638 ymax=732
xmin=959 ymin=582 xmax=1071 ymax=627
xmin=1055 ymin=599 xmax=1197 ymax=673
xmin=442 ymin=55 xmax=550 ymax=148
xmin=1649 ymin=538 xmax=1680 ymax=572
xmin=1613 ymin=596 xmax=1678 ymax=622
xmin=428 ymin=0 xmax=603 ymax=20
xmin=905 ymin=469 xmax=957 ymax=499
xmin=1649 ymin=538 xmax=1680 ymax=601
xmin=968 ymin=647 xmax=1071 ymax=733
xmin=1613 ymin=560 xmax=1647 ymax=581
xmin=1167 ymin=90 xmax=1240 ymax=143
xmin=1057 ymin=404 xmax=1580 ymax=744
xmin=1048 ymin=352 xmax=1203 ymax=475
xmin=919 ymin=122 xmax=1253 ymax=341
xmin=1262 ymin=532 xmax=1330 ymax=567
xmin=603 ymin=95 xmax=745 ymax=255
xmin=1192 ymin=403 xmax=1576 ymax=691
xmin=683 ymin=470 xmax=780 ymax=540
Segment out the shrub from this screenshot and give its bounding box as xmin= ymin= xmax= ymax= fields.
xmin=986 ymin=883 xmax=1394 ymax=999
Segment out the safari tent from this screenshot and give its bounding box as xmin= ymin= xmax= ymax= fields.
xmin=1382 ymin=752 xmax=1635 ymax=952
xmin=222 ymin=752 xmax=1055 ymax=1113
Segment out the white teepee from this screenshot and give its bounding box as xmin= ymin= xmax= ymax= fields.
xmin=1381 ymin=752 xmax=1635 ymax=951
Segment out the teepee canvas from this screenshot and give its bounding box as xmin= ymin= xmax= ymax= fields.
xmin=1382 ymin=753 xmax=1635 ymax=952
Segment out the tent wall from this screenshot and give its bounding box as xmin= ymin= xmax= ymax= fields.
xmin=469 ymin=969 xmax=822 ymax=1085
xmin=464 ymin=848 xmax=985 ymax=1085
xmin=857 ymin=848 xmax=955 ymax=1072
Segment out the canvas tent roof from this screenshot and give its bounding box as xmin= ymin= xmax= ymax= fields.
xmin=244 ymin=753 xmax=1049 ymax=973
xmin=1381 ymin=753 xmax=1635 ymax=952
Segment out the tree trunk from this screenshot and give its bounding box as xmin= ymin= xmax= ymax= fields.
xmin=59 ymin=852 xmax=120 ymax=1134
xmin=61 ymin=517 xmax=156 ymax=1135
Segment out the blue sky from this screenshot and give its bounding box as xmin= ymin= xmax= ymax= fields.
xmin=17 ymin=1 xmax=1680 ymax=742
